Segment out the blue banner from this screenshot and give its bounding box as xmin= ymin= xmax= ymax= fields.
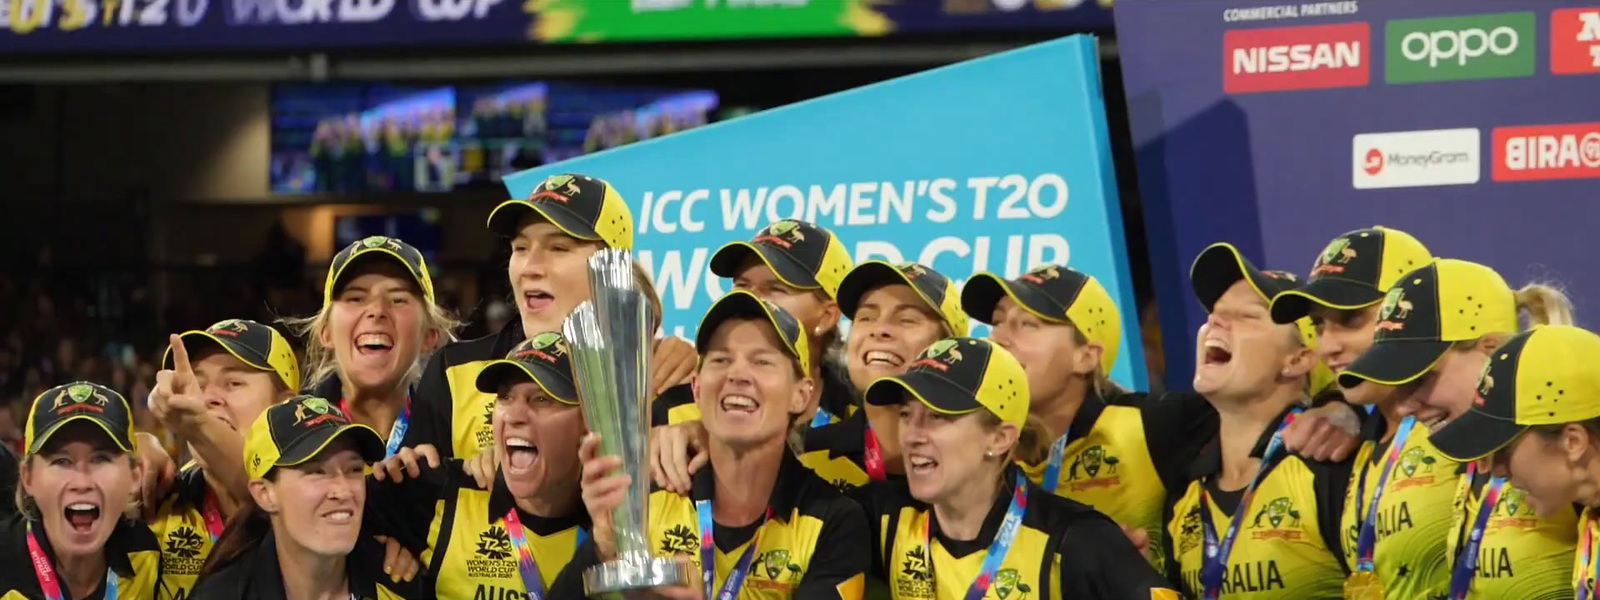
xmin=0 ymin=0 xmax=1112 ymax=54
xmin=1115 ymin=0 xmax=1600 ymax=392
xmin=505 ymin=34 xmax=1148 ymax=390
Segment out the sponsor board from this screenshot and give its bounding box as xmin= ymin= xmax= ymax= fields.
xmin=1492 ymin=122 xmax=1600 ymax=181
xmin=1224 ymin=22 xmax=1371 ymax=93
xmin=1385 ymin=12 xmax=1535 ymax=83
xmin=1551 ymin=8 xmax=1600 ymax=74
xmin=1352 ymin=128 xmax=1481 ymax=189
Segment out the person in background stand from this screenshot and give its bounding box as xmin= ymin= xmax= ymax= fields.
xmin=557 ymin=291 xmax=870 ymax=600
xmin=290 ymin=235 xmax=460 ymax=458
xmin=1338 ymin=259 xmax=1578 ymax=600
xmin=146 ymin=319 xmax=303 ymax=600
xmin=649 ymin=219 xmax=856 ymax=491
xmin=0 ymin=382 xmax=161 ymax=600
xmin=189 ymin=395 xmax=430 ymax=600
xmin=1165 ymin=244 xmax=1352 ymax=599
xmin=1266 ymin=226 xmax=1450 ymax=600
xmin=854 ymin=336 xmax=1180 ymax=600
xmin=409 ymin=173 xmax=696 ymax=473
xmin=1422 ymin=326 xmax=1600 ymax=599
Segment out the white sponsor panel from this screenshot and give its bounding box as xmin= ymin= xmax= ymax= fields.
xmin=1352 ymin=128 xmax=1481 ymax=189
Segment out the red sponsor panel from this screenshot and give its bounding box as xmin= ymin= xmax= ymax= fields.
xmin=1492 ymin=122 xmax=1600 ymax=181
xmin=1552 ymin=8 xmax=1600 ymax=75
xmin=1223 ymin=22 xmax=1371 ymax=94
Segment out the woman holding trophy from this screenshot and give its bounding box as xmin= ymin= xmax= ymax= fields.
xmin=562 ymin=290 xmax=871 ymax=600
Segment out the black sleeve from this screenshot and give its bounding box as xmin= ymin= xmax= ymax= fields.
xmin=794 ymin=498 xmax=872 ymax=600
xmin=651 ymin=383 xmax=696 ymax=428
xmin=0 ymin=444 xmax=16 ymax=518
xmin=1056 ymin=514 xmax=1183 ymax=600
xmin=1311 ymin=457 xmax=1356 ymax=575
xmin=845 ymin=483 xmax=896 ymax=581
xmin=1131 ymin=391 xmax=1218 ymax=495
xmin=406 ymin=350 xmax=455 ymax=460
xmin=548 ymin=537 xmax=603 ymax=600
xmin=363 ymin=459 xmax=457 ymax=553
xmin=352 ymin=536 xmax=437 ymax=600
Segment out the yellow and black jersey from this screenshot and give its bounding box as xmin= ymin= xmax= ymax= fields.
xmin=1445 ymin=468 xmax=1576 ymax=599
xmin=551 ymin=451 xmax=871 ymax=600
xmin=187 ymin=531 xmax=430 ymax=600
xmin=1165 ymin=405 xmax=1351 ymax=599
xmin=0 ymin=515 xmax=162 ymax=600
xmin=364 ymin=459 xmax=589 ymax=600
xmin=410 ymin=323 xmax=523 ymax=460
xmin=1341 ymin=415 xmax=1460 ymax=600
xmin=1020 ymin=389 xmax=1218 ymax=574
xmin=149 ymin=466 xmax=227 ymax=600
xmin=851 ymin=466 xmax=1179 ymax=600
xmin=653 ymin=362 xmax=857 ymax=428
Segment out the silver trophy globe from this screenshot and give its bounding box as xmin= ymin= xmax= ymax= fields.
xmin=563 ymin=249 xmax=694 ymax=597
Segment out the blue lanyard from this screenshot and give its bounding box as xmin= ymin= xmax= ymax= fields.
xmin=1355 ymin=416 xmax=1418 ymax=572
xmin=1041 ymin=434 xmax=1071 ymax=494
xmin=340 ymin=396 xmax=410 ymax=457
xmin=1449 ymin=464 xmax=1507 ymax=600
xmin=926 ymin=471 xmax=1030 ymax=600
xmin=1199 ymin=408 xmax=1300 ymax=599
xmin=695 ymin=500 xmax=768 ymax=600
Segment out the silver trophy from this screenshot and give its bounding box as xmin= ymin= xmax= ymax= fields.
xmin=564 ymin=249 xmax=695 ymax=598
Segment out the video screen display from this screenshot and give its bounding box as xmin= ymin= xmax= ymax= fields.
xmin=270 ymin=82 xmax=721 ymax=195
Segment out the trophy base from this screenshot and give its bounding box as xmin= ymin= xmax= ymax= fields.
xmin=583 ymin=555 xmax=697 ymax=598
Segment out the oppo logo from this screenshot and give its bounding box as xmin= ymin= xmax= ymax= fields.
xmin=1401 ymin=26 xmax=1520 ymax=67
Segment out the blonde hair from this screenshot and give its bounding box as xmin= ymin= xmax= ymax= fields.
xmin=283 ymin=275 xmax=462 ymax=391
xmin=633 ymin=261 xmax=664 ymax=336
xmin=978 ymin=411 xmax=1055 ymax=467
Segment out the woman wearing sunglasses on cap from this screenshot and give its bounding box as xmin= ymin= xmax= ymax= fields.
xmin=1333 ymin=259 xmax=1578 ymax=600
xmin=144 ymin=319 xmax=303 ymax=600
xmin=556 ymin=291 xmax=871 ymax=600
xmin=854 ymin=336 xmax=1179 ymax=600
xmin=409 ymin=173 xmax=696 ymax=472
xmin=1267 ymin=226 xmax=1458 ymax=600
xmin=1422 ymin=326 xmax=1600 ymax=598
xmin=363 ymin=332 xmax=597 ymax=600
xmin=963 ymin=261 xmax=1361 ymax=575
xmin=1163 ymin=244 xmax=1354 ymax=599
xmin=649 ymin=220 xmax=857 ymax=489
xmin=650 ymin=260 xmax=968 ymax=495
xmin=1 ymin=382 xmax=161 ymax=600
xmin=189 ymin=394 xmax=431 ymax=600
xmin=288 ymin=235 xmax=461 ymax=460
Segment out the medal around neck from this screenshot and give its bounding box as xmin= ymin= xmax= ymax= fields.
xmin=566 ymin=249 xmax=694 ymax=597
xmin=1343 ymin=570 xmax=1384 ymax=600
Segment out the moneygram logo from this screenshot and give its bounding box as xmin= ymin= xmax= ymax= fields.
xmin=1551 ymin=8 xmax=1600 ymax=75
xmin=1386 ymin=12 xmax=1535 ymax=83
xmin=1493 ymin=123 xmax=1600 ymax=182
xmin=1224 ymin=22 xmax=1371 ymax=94
xmin=1352 ymin=129 xmax=1481 ymax=190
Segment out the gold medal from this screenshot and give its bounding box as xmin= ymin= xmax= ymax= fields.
xmin=1343 ymin=571 xmax=1385 ymax=600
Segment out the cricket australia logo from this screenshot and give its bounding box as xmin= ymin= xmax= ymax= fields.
xmin=1249 ymin=497 xmax=1305 ymax=541
xmin=530 ymin=174 xmax=581 ymax=203
xmin=909 ymin=339 xmax=963 ymax=373
xmin=754 ymin=220 xmax=807 ymax=248
xmin=1393 ymin=447 xmax=1440 ymax=491
xmin=516 ymin=332 xmax=569 ymax=364
xmin=466 ymin=525 xmax=517 ymax=579
xmin=1065 ymin=445 xmax=1122 ymax=492
xmin=52 ymin=384 xmax=110 ymax=415
xmin=1312 ymin=237 xmax=1357 ymax=276
xmin=750 ymin=549 xmax=804 ymax=590
xmin=991 ymin=569 xmax=1034 ymax=600
xmin=1021 ymin=264 xmax=1060 ymax=285
xmin=209 ymin=319 xmax=250 ymax=336
xmin=292 ymin=397 xmax=345 ymax=428
xmin=894 ymin=544 xmax=934 ymax=599
xmin=1375 ymin=287 xmax=1412 ymax=332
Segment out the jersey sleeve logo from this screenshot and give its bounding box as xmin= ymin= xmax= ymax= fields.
xmin=1177 ymin=505 xmax=1203 ymax=556
xmin=661 ymin=524 xmax=700 ymax=556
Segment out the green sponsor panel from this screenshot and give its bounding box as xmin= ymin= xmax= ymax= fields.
xmin=1385 ymin=11 xmax=1535 ymax=83
xmin=529 ymin=0 xmax=886 ymax=43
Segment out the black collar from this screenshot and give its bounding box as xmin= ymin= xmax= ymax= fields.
xmin=248 ymin=530 xmax=383 ymax=600
xmin=26 ymin=516 xmax=140 ymax=579
xmin=816 ymin=362 xmax=857 ymax=419
xmin=690 ymin=448 xmax=808 ymax=519
xmin=1186 ymin=402 xmax=1305 ymax=482
xmin=802 ymin=404 xmax=868 ymax=459
xmin=1360 ymin=409 xmax=1389 ymax=443
xmin=1061 ymin=389 xmax=1110 ymax=445
xmin=173 ymin=464 xmax=211 ymax=509
xmin=928 ymin=464 xmax=1031 ymax=557
xmin=490 ymin=320 xmax=525 ymax=358
xmin=485 ymin=473 xmax=590 ymax=534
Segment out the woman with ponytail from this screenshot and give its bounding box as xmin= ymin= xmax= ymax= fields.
xmin=852 ymin=336 xmax=1178 ymax=599
xmin=1338 ymin=259 xmax=1579 ymax=600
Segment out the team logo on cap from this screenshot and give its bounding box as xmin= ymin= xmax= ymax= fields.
xmin=898 ymin=262 xmax=929 ymax=279
xmin=292 ymin=397 xmax=346 ymax=428
xmin=1312 ymin=237 xmax=1358 ymax=277
xmin=530 ymin=174 xmax=581 ymax=203
xmin=1021 ymin=264 xmax=1060 ymax=285
xmin=209 ymin=319 xmax=250 ymax=337
xmin=358 ymin=236 xmax=403 ymax=253
xmin=1262 ymin=270 xmax=1300 ymax=283
xmin=1473 ymin=358 xmax=1497 ymax=407
xmin=1376 ymin=287 xmax=1412 ymax=331
xmin=52 ymin=384 xmax=109 ymax=415
xmin=910 ymin=339 xmax=963 ymax=372
xmin=754 ymin=220 xmax=807 ymax=249
xmin=517 ymin=333 xmax=569 ymax=364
